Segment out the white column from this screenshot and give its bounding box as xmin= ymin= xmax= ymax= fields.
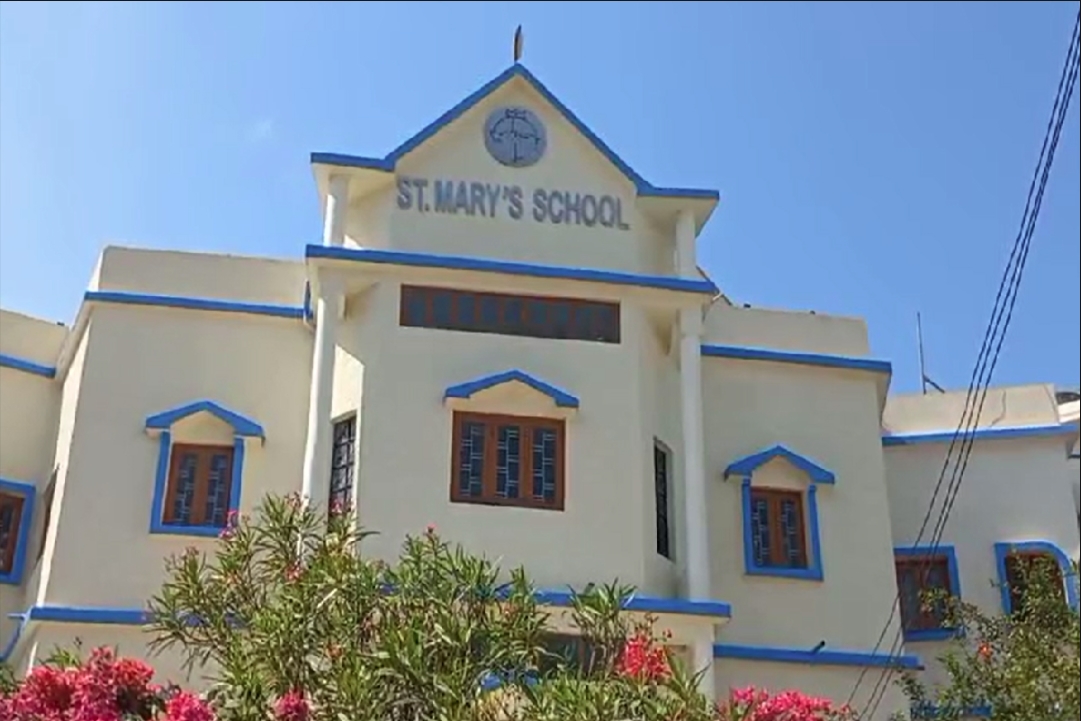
xmin=680 ymin=307 xmax=710 ymax=600
xmin=300 ymin=288 xmax=340 ymax=508
xmin=676 ymin=207 xmax=715 ymax=699
xmin=692 ymin=636 xmax=716 ymax=700
xmin=323 ymin=174 xmax=349 ymax=248
xmin=675 ymin=209 xmax=697 ymax=277
xmin=300 ymin=174 xmax=349 ymax=508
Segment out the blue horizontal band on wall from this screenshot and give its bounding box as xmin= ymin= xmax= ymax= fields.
xmin=0 ymin=353 xmax=57 ymax=379
xmin=714 ymin=643 xmax=923 ymax=670
xmin=444 ymin=370 xmax=580 ymax=409
xmin=85 ymin=291 xmax=308 ymax=320
xmin=911 ymin=703 xmax=992 ymax=719
xmin=882 ymin=423 xmax=1077 ymax=447
xmin=306 ymin=245 xmax=720 ymax=295
xmin=700 ymin=344 xmax=893 ymax=375
xmin=5 ymin=591 xmax=731 ymax=636
xmin=532 ymin=590 xmax=731 ymax=618
xmin=311 ymin=64 xmax=719 ymax=202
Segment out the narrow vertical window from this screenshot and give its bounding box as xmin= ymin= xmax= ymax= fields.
xmin=0 ymin=492 xmax=26 ymax=575
xmin=654 ymin=442 xmax=673 ymax=560
xmin=38 ymin=471 xmax=57 ymax=563
xmin=329 ymin=415 xmax=357 ymax=515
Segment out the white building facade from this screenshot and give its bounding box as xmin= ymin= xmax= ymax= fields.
xmin=1 ymin=64 xmax=1078 ymax=718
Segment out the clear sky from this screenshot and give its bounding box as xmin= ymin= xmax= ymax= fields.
xmin=0 ymin=1 xmax=1077 ymax=395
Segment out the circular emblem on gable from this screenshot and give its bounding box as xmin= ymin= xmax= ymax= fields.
xmin=483 ymin=107 xmax=547 ymax=168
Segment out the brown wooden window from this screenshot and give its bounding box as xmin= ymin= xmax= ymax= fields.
xmin=400 ymin=285 xmax=620 ymax=344
xmin=163 ymin=444 xmax=235 ymax=528
xmin=896 ymin=556 xmax=955 ymax=632
xmin=0 ymin=492 xmax=26 ymax=575
xmin=1004 ymin=552 xmax=1065 ymax=613
xmin=749 ymin=488 xmax=808 ymax=569
xmin=654 ymin=442 xmax=673 ymax=560
xmin=451 ymin=412 xmax=565 ymax=511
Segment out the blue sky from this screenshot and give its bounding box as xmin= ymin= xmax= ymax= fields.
xmin=1 ymin=1 xmax=1077 ymax=394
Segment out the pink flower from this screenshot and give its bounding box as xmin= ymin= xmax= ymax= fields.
xmin=718 ymin=686 xmax=854 ymax=721
xmin=164 ymin=690 xmax=216 ymax=721
xmin=285 ymin=563 xmax=303 ymax=583
xmin=617 ymin=632 xmax=670 ymax=682
xmin=273 ymin=690 xmax=310 ymax=721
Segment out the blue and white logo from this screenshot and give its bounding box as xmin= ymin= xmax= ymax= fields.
xmin=483 ymin=107 xmax=547 ymax=168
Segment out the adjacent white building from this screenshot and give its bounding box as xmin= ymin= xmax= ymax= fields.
xmin=1 ymin=63 xmax=1078 ymax=718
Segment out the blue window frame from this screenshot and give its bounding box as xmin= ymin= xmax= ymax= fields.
xmin=145 ymin=400 xmax=263 ymax=538
xmin=0 ymin=478 xmax=36 ymax=585
xmin=725 ymin=445 xmax=834 ymax=582
xmin=994 ymin=541 xmax=1079 ymax=614
xmin=894 ymin=546 xmax=963 ymax=641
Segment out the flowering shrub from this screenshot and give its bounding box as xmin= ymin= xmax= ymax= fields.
xmin=0 ymin=646 xmax=215 ymax=721
xmin=2 ymin=495 xmax=866 ymax=720
xmin=898 ymin=558 xmax=1079 ymax=721
xmin=717 ymin=687 xmax=857 ymax=720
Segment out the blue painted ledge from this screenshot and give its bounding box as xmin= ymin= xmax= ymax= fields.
xmin=0 ymin=353 xmax=57 ymax=379
xmin=85 ymin=290 xmax=307 ymax=320
xmin=882 ymin=423 xmax=1077 ymax=447
xmin=714 ymin=643 xmax=923 ymax=670
xmin=306 ymin=245 xmax=719 ymax=295
xmin=911 ymin=703 xmax=992 ymax=719
xmin=701 ymin=344 xmax=893 ymax=375
xmin=7 ymin=592 xmax=731 ymax=631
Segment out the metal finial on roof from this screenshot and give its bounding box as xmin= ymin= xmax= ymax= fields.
xmin=513 ymin=25 xmax=524 ymax=63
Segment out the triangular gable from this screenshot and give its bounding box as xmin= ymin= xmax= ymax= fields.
xmin=444 ymin=369 xmax=579 ymax=409
xmin=723 ymin=444 xmax=835 ymax=485
xmin=311 ymin=64 xmax=718 ymax=203
xmin=145 ymin=400 xmax=264 ymax=438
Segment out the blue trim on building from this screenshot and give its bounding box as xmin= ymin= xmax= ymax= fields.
xmin=894 ymin=545 xmax=964 ymax=642
xmin=911 ymin=703 xmax=992 ymax=718
xmin=713 ymin=643 xmax=922 ymax=670
xmin=531 ymin=589 xmax=731 ymax=618
xmin=27 ymin=606 xmax=151 ymax=625
xmin=306 ymin=245 xmax=719 ymax=295
xmin=85 ymin=290 xmax=307 ymax=320
xmin=882 ymin=423 xmax=1076 ymax=447
xmin=444 ymin=370 xmax=579 ymax=409
xmin=993 ymin=540 xmax=1080 ymax=613
xmin=700 ymin=344 xmax=893 ymax=375
xmin=727 ymin=445 xmax=832 ymax=582
xmin=0 ymin=590 xmax=731 ymax=663
xmin=147 ymin=403 xmax=257 ymax=538
xmin=0 ymin=353 xmax=57 ymax=379
xmin=724 ymin=445 xmax=835 ymax=485
xmin=145 ymin=400 xmax=265 ymax=438
xmin=0 ymin=613 xmax=28 ymax=663
xmin=0 ymin=478 xmax=36 ymax=585
xmin=311 ymin=64 xmax=719 ymax=202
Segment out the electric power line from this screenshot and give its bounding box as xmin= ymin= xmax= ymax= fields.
xmin=847 ymin=10 xmax=1081 ymax=718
